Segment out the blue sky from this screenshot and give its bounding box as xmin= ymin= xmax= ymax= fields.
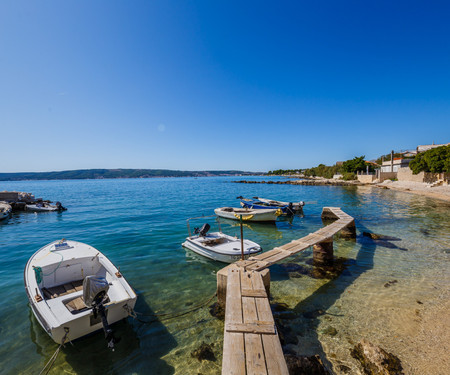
xmin=1 ymin=1 xmax=449 ymax=172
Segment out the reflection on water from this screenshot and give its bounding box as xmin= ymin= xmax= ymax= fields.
xmin=0 ymin=178 xmax=448 ymax=374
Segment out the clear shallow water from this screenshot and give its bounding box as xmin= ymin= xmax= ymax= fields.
xmin=0 ymin=177 xmax=449 ymax=374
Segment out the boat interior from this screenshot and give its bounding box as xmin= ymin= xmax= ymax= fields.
xmin=37 ymin=256 xmax=118 ymax=314
xmin=200 ymin=237 xmax=229 ymax=246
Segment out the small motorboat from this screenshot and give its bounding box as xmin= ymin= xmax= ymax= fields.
xmin=238 ymin=196 xmax=305 ymax=215
xmin=182 ymin=222 xmax=262 ymax=263
xmin=214 ymin=206 xmax=282 ymax=222
xmin=26 ymin=201 xmax=66 ymax=212
xmin=0 ymin=202 xmax=12 ymax=220
xmin=24 ymin=240 xmax=137 ymax=349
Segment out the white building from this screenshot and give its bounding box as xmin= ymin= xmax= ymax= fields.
xmin=380 ymin=158 xmax=412 ymax=173
xmin=417 ymin=143 xmax=450 ymax=152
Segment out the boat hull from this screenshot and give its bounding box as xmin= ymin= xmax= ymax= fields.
xmin=214 ymin=207 xmax=280 ymax=222
xmin=25 ymin=204 xmax=59 ymax=212
xmin=24 ymin=240 xmax=137 ymax=344
xmin=0 ymin=203 xmax=12 ymax=220
xmin=182 ymin=233 xmax=262 ymax=263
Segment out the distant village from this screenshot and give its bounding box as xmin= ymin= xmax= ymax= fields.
xmin=269 ymin=142 xmax=450 ymax=186
xmin=342 ymin=142 xmax=449 ymax=185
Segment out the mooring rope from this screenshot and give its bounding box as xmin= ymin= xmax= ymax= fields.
xmin=38 ymin=328 xmax=70 ymax=375
xmin=124 ymin=292 xmax=217 ymax=325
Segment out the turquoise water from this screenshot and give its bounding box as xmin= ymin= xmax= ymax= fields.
xmin=0 ymin=177 xmax=449 ymax=374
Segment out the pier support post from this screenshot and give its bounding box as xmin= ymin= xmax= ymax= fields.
xmin=217 ymin=268 xmax=228 ymax=307
xmin=313 ymin=238 xmax=334 ymax=267
xmin=340 ymin=220 xmax=356 ymax=238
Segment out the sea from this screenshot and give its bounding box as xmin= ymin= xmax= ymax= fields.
xmin=0 ymin=176 xmax=449 ymax=374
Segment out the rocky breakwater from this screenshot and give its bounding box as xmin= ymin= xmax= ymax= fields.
xmin=233 ymin=178 xmax=361 ymax=186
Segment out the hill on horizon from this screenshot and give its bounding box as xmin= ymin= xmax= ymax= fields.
xmin=0 ymin=168 xmax=260 ymax=181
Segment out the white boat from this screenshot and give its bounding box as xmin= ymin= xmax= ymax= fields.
xmin=182 ymin=223 xmax=262 ymax=263
xmin=25 ymin=202 xmax=66 ymax=212
xmin=214 ymin=206 xmax=282 ymax=222
xmin=0 ymin=202 xmax=12 ymax=220
xmin=24 ymin=240 xmax=137 ymax=349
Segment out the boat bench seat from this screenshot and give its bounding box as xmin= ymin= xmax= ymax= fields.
xmin=42 ymin=280 xmax=84 ymax=300
xmin=202 ymin=238 xmax=228 ymax=246
xmin=65 ymin=296 xmax=88 ymax=313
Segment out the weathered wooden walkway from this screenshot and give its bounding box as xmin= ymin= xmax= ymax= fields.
xmin=217 ymin=207 xmax=356 ymax=375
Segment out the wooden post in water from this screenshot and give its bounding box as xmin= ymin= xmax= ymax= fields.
xmin=313 ymin=238 xmax=334 ymax=267
xmin=340 ymin=220 xmax=356 ymax=238
xmin=240 ymin=215 xmax=244 ymax=261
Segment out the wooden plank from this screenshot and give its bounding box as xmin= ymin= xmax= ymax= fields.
xmin=241 ymin=288 xmax=267 ymax=298
xmin=280 ymin=241 xmax=310 ymax=254
xmin=280 ymin=240 xmax=309 ymax=252
xmin=241 ymin=270 xmax=268 ymax=375
xmin=260 ymin=250 xmax=292 ymax=264
xmin=63 ymin=283 xmax=77 ymax=294
xmin=226 ymin=322 xmax=276 ymax=335
xmin=72 ymin=280 xmax=84 ymax=291
xmin=46 ymin=284 xmax=67 ymax=297
xmin=246 ymin=261 xmax=273 ymax=272
xmin=222 ymin=267 xmax=246 ymax=375
xmin=247 ymin=258 xmax=269 ymax=267
xmin=251 ymin=249 xmax=282 ymax=261
xmin=252 ymin=273 xmax=289 ymax=375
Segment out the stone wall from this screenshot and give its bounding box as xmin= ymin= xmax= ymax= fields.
xmin=396 ymin=168 xmax=450 ymax=183
xmin=378 ymin=172 xmax=397 ymax=182
xmin=357 ymin=174 xmax=376 ymax=183
xmin=397 ymin=168 xmax=425 ymax=182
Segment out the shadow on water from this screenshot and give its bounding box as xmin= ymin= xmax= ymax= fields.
xmin=30 ymin=293 xmax=177 ymax=375
xmin=276 ymin=219 xmax=381 ymax=373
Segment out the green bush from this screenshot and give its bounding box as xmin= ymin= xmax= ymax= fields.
xmin=342 ymin=172 xmax=356 ymax=180
xmin=303 ymin=164 xmax=342 ymax=179
xmin=409 ymin=145 xmax=450 ymax=174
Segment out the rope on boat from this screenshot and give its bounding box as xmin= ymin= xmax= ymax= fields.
xmin=124 ymin=292 xmax=217 ymax=324
xmin=38 ymin=328 xmax=70 ymax=375
xmin=33 ymin=251 xmax=64 ymax=284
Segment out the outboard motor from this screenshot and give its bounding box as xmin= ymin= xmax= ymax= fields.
xmin=198 ymin=223 xmax=210 ymax=237
xmin=83 ymin=276 xmax=120 ymax=351
xmin=287 ymin=202 xmax=295 ymax=215
xmin=55 ymin=202 xmax=67 ymax=211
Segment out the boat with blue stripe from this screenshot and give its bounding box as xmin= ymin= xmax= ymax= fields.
xmin=238 ymin=196 xmax=305 ymax=215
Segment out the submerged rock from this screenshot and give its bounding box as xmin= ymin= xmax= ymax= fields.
xmin=272 ymin=302 xmax=291 ymax=312
xmin=362 ymin=232 xmax=407 ymax=250
xmin=321 ymin=326 xmax=338 ymax=336
xmin=191 ymin=342 xmax=216 ymax=362
xmin=337 ymin=364 xmax=352 ymax=373
xmin=350 ymin=339 xmax=403 ymax=374
xmin=275 ymin=319 xmax=298 ymax=346
xmin=384 ymin=280 xmax=398 ymax=288
xmin=284 ymin=354 xmax=330 ymax=375
xmin=302 ymin=309 xmax=325 ymax=319
xmin=209 ymin=302 xmax=225 ymax=320
xmin=362 ymin=232 xmax=402 ymax=241
xmin=280 ymin=263 xmax=309 ymax=273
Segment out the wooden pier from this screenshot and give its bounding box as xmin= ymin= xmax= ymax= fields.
xmin=217 ymin=207 xmax=356 ymax=375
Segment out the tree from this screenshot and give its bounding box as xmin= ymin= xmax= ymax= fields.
xmin=409 ymin=145 xmax=450 ymax=174
xmin=342 ymin=156 xmax=367 ymax=173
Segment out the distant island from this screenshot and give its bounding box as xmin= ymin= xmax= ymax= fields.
xmin=0 ymin=169 xmax=260 ymax=181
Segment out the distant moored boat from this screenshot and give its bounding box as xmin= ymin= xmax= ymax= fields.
xmin=214 ymin=206 xmax=282 ymax=222
xmin=182 ymin=222 xmax=262 ymax=263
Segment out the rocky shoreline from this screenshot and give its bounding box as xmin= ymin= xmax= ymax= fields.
xmin=233 ymin=179 xmax=362 ymax=186
xmin=233 ymin=178 xmax=450 ymax=202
